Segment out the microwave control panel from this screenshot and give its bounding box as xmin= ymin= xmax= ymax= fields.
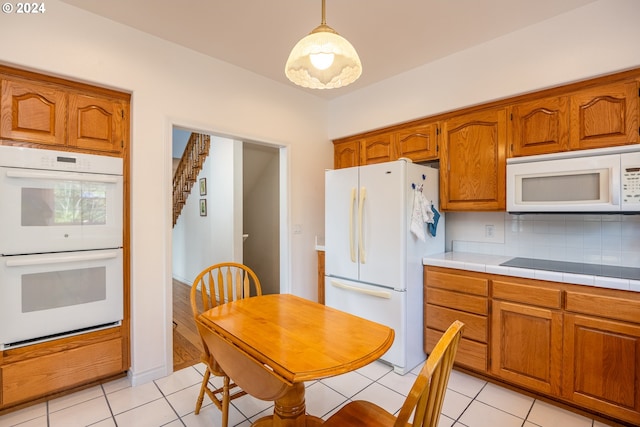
xmin=621 ymin=151 xmax=640 ymax=210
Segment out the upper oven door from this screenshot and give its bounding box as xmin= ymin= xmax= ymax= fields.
xmin=506 ymin=153 xmax=620 ymax=212
xmin=0 ymin=167 xmax=123 ymax=255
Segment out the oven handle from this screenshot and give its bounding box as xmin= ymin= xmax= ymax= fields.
xmin=5 ymin=251 xmax=120 ymax=267
xmin=5 ymin=170 xmax=120 ymax=183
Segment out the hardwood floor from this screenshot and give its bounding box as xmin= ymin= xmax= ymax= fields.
xmin=172 ymin=279 xmax=203 ymax=371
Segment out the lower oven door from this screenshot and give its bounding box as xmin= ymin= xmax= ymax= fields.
xmin=0 ymin=248 xmax=123 ymax=349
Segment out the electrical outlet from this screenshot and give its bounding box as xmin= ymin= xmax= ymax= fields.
xmin=293 ymin=224 xmax=302 ymax=234
xmin=485 ymin=224 xmax=495 ymax=238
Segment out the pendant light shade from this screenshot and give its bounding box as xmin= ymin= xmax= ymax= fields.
xmin=285 ymin=0 xmax=362 ymax=89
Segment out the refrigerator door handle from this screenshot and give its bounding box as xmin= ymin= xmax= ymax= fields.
xmin=359 ymin=186 xmax=366 ymax=264
xmin=349 ymin=188 xmax=356 ymax=262
xmin=330 ymin=280 xmax=391 ymax=299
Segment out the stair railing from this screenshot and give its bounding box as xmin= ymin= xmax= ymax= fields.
xmin=173 ymin=133 xmax=211 ymax=226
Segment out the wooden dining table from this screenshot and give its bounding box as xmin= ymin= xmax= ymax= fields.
xmin=196 ymin=293 xmax=394 ymax=427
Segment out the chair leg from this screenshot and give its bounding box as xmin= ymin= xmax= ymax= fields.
xmin=221 ymin=375 xmax=231 ymax=427
xmin=195 ymin=368 xmax=211 ymax=415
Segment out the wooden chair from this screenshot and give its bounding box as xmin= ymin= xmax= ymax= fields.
xmin=323 ymin=320 xmax=465 ymax=427
xmin=190 ymin=262 xmax=262 ymax=427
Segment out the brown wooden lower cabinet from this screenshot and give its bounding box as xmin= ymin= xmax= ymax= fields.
xmin=424 ymin=265 xmax=640 ymax=426
xmin=0 ymin=328 xmax=127 ymax=410
xmin=491 ymin=300 xmax=563 ymax=396
xmin=425 ymin=268 xmax=489 ymax=372
xmin=563 ymin=314 xmax=640 ymax=423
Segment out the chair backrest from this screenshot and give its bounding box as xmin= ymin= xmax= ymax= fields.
xmin=394 ymin=320 xmax=465 ymax=427
xmin=190 ymin=262 xmax=262 ymax=318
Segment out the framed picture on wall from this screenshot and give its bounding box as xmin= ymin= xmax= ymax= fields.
xmin=199 ymin=178 xmax=207 ymax=196
xmin=199 ymin=199 xmax=207 ymax=216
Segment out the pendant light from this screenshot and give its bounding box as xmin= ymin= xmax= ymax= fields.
xmin=285 ymin=0 xmax=362 ymax=89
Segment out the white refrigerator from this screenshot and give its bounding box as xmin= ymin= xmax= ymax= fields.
xmin=324 ymin=160 xmax=444 ymax=374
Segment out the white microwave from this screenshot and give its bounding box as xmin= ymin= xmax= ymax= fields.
xmin=507 ymin=145 xmax=640 ymax=213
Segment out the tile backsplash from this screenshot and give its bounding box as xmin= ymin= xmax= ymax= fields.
xmin=447 ymin=212 xmax=640 ymax=267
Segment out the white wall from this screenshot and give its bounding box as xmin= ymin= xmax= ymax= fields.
xmin=172 ymin=137 xmax=239 ymax=285
xmin=328 ymin=0 xmax=640 ymax=139
xmin=0 ymin=0 xmax=331 ymax=384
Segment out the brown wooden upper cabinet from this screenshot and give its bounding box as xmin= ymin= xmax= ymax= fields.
xmin=395 ymin=122 xmax=439 ymax=162
xmin=333 ymin=121 xmax=440 ymax=169
xmin=68 ymin=94 xmax=127 ymax=153
xmin=1 ymin=76 xmax=127 ymax=155
xmin=569 ymin=81 xmax=639 ymax=150
xmin=0 ymin=78 xmax=67 ymax=147
xmin=509 ymin=80 xmax=639 ymax=157
xmin=333 ymin=139 xmax=359 ymax=169
xmin=440 ymin=108 xmax=507 ymax=211
xmin=508 ymin=95 xmax=570 ymax=157
xmin=361 ymin=133 xmax=394 ymax=165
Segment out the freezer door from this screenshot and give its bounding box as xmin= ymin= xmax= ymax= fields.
xmin=358 ymin=162 xmax=405 ymax=288
xmin=325 ymin=167 xmax=360 ymax=280
xmin=325 ymin=277 xmax=405 ymax=370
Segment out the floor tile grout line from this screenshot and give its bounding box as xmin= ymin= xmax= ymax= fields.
xmin=450 ymin=381 xmax=487 ymax=427
xmin=99 ymin=383 xmax=118 ymax=427
xmin=151 ymin=380 xmax=185 ymax=427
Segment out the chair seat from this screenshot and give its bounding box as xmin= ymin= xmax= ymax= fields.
xmin=323 ymin=401 xmax=402 ymax=427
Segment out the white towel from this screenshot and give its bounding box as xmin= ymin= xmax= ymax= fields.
xmin=422 ymin=195 xmax=434 ymax=224
xmin=410 ymin=188 xmax=427 ymax=241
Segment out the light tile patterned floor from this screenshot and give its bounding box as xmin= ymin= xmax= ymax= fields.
xmin=0 ymin=361 xmax=615 ymax=427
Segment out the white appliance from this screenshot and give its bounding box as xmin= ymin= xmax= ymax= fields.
xmin=507 ymin=145 xmax=640 ymax=213
xmin=0 ymin=146 xmax=124 ymax=349
xmin=0 ymin=249 xmax=123 ymax=349
xmin=324 ymin=160 xmax=444 ymax=374
xmin=0 ymin=145 xmax=123 ymax=255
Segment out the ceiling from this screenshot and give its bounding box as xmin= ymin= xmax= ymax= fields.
xmin=60 ymin=0 xmax=597 ymax=100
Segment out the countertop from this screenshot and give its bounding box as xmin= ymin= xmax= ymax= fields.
xmin=423 ymin=252 xmax=640 ymax=293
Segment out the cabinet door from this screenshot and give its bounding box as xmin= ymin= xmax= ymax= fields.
xmin=360 ymin=133 xmax=394 ymax=165
xmin=491 ymin=300 xmax=562 ymax=395
xmin=333 ymin=140 xmax=359 ymax=169
xmin=563 ymin=314 xmax=640 ymax=424
xmin=440 ymin=108 xmax=507 ymax=210
xmin=509 ymin=96 xmax=569 ymax=157
xmin=68 ymin=94 xmax=125 ymax=154
xmin=395 ymin=122 xmax=439 ymax=162
xmin=0 ymin=78 xmax=67 ymax=146
xmin=569 ymin=81 xmax=639 ymax=149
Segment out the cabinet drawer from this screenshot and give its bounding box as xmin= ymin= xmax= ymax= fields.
xmin=426 ymin=271 xmax=488 ymax=296
xmin=1 ymin=338 xmax=123 ymax=406
xmin=493 ymin=280 xmax=562 ymax=309
xmin=426 ymin=304 xmax=487 ymax=343
xmin=565 ymin=291 xmax=640 ymax=324
xmin=427 ymin=288 xmax=488 ymax=315
xmin=426 ymin=328 xmax=487 ymax=372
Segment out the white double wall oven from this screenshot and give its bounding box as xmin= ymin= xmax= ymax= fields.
xmin=0 ymin=146 xmax=124 ymax=349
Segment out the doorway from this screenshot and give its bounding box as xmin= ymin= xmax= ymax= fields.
xmin=170 ymin=127 xmax=282 ymax=370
